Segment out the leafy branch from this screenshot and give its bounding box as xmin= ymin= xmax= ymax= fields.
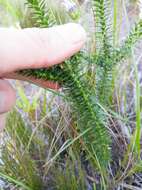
xmin=18 ymin=0 xmax=142 ymax=172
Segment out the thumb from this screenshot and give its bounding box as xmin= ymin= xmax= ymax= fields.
xmin=0 ymin=23 xmax=86 ymax=75
xmin=0 ymin=80 xmax=15 ymax=129
xmin=0 ymin=114 xmax=6 ymax=130
xmin=0 ymin=80 xmax=16 ymax=114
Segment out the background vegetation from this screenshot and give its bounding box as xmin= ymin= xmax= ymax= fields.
xmin=0 ymin=0 xmax=142 ymax=190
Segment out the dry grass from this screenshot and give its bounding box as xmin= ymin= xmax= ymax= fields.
xmin=0 ymin=0 xmax=142 ymax=190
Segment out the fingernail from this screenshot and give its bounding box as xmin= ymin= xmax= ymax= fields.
xmin=0 ymin=92 xmax=5 ymax=113
xmin=63 ymin=23 xmax=87 ymax=43
xmin=54 ymin=23 xmax=87 ymax=45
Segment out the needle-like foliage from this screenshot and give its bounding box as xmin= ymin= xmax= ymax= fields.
xmin=26 ymin=0 xmax=56 ymax=27
xmin=18 ymin=0 xmax=142 ymax=172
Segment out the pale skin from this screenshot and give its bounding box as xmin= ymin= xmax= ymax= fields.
xmin=0 ymin=23 xmax=86 ymax=128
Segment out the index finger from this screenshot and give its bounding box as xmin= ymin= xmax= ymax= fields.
xmin=0 ymin=23 xmax=86 ymax=75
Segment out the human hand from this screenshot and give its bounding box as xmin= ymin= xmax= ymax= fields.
xmin=0 ymin=23 xmax=86 ymax=128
